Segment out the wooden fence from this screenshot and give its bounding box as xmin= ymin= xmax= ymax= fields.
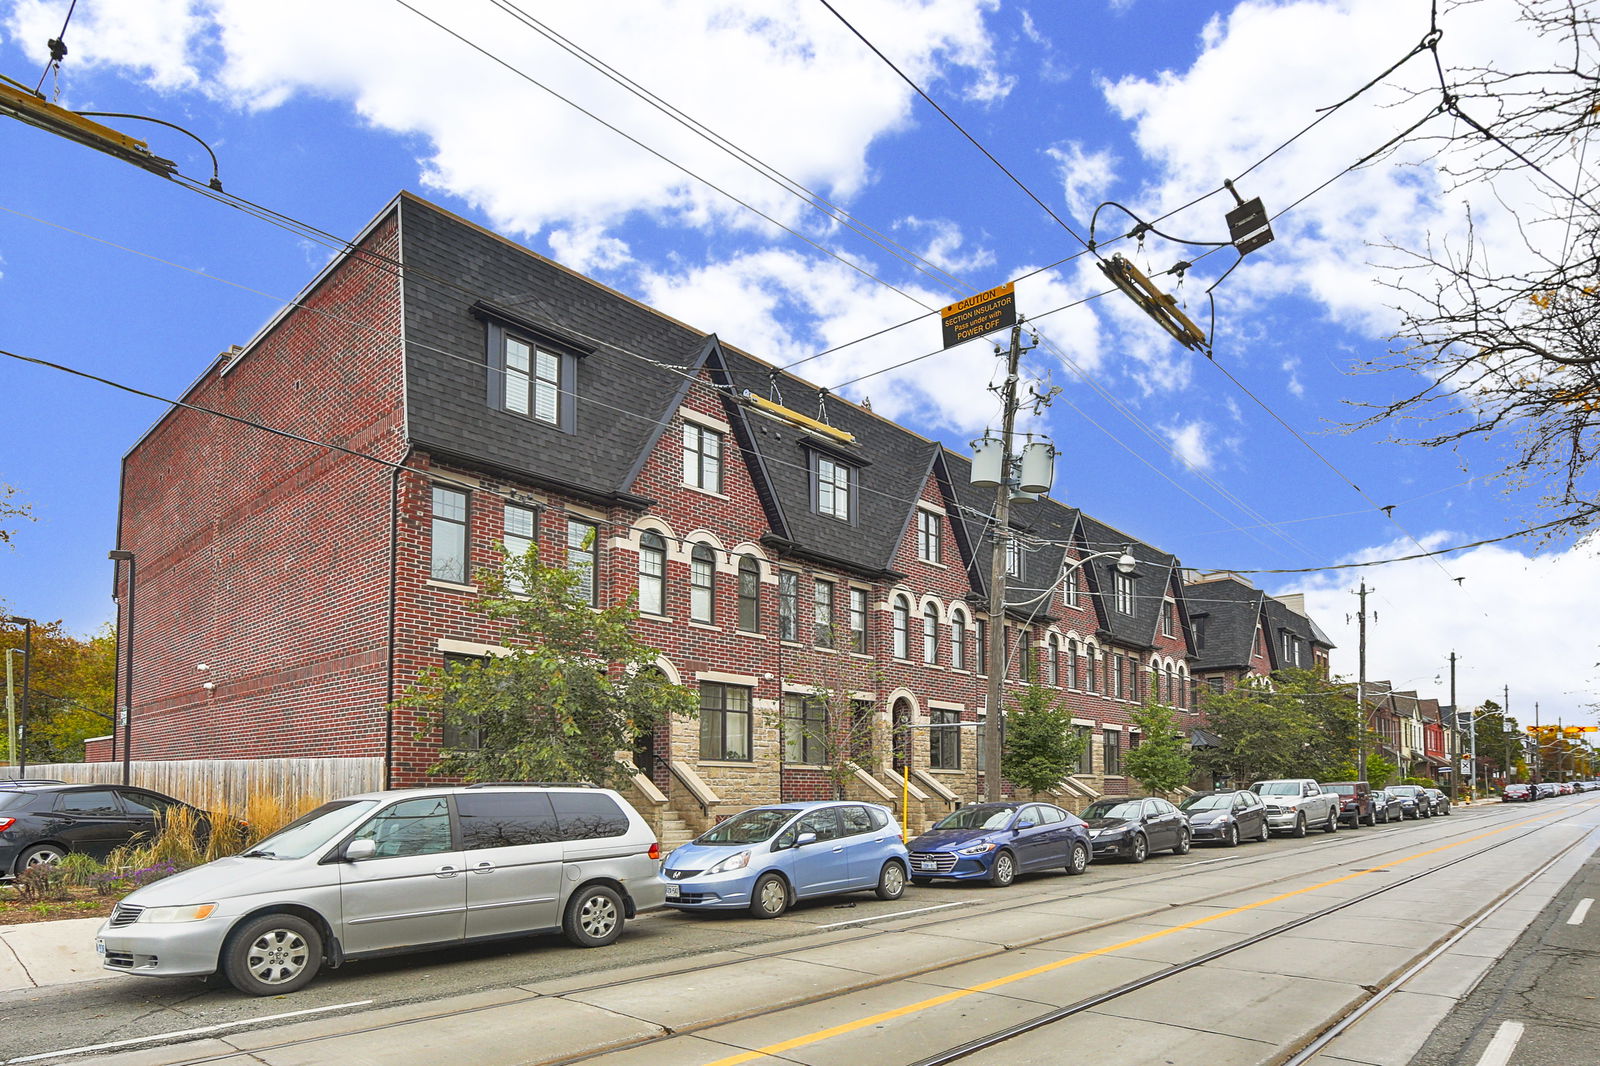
xmin=2 ymin=758 xmax=384 ymax=812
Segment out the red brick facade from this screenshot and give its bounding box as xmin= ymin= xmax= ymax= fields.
xmin=113 ymin=194 xmax=1223 ymax=831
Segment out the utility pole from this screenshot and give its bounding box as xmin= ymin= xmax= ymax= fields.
xmin=1355 ymin=580 xmax=1369 ymax=782
xmin=1534 ymin=698 xmax=1541 ymax=784
xmin=1448 ymin=651 xmax=1458 ymax=802
xmin=1504 ymin=684 xmax=1511 ymax=785
xmin=17 ymin=621 xmax=31 ymax=778
xmin=982 ymin=322 xmax=1027 ymax=802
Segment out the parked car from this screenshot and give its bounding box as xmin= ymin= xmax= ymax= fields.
xmin=1178 ymin=790 xmax=1269 ymax=847
xmin=1558 ymin=781 xmax=1576 ymax=796
xmin=1081 ymin=796 xmax=1191 ymax=862
xmin=98 ymin=784 xmax=664 ymax=995
xmin=1383 ymin=784 xmax=1431 ymax=818
xmin=1249 ymin=779 xmax=1341 ymax=836
xmin=1323 ymin=781 xmax=1378 ymax=827
xmin=663 ymin=801 xmax=907 ymax=918
xmin=1371 ymin=789 xmax=1404 ymax=823
xmin=1 ymin=784 xmax=210 ymax=876
xmin=906 ymin=801 xmax=1090 ymax=885
xmin=1535 ymin=782 xmax=1562 ymax=799
xmin=1423 ymin=788 xmax=1451 ymax=815
xmin=1501 ymin=783 xmax=1534 ymax=802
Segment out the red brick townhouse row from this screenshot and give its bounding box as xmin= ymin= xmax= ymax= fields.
xmin=107 ymin=192 xmax=1315 ymax=834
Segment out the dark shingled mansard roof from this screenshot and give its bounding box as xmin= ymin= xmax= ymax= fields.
xmin=1183 ymin=575 xmax=1264 ymax=671
xmin=390 ymin=192 xmax=1191 ymax=612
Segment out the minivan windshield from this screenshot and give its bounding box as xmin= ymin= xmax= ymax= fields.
xmin=1252 ymin=782 xmax=1302 ymax=796
xmin=697 ymin=807 xmax=799 ymax=845
xmin=932 ymin=805 xmax=1016 ymax=831
xmin=242 ymin=799 xmax=378 ymax=860
xmin=1179 ymin=794 xmax=1231 ymax=811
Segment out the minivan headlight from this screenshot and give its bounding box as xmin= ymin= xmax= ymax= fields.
xmin=705 ymin=851 xmax=752 ymax=875
xmin=140 ymin=903 xmax=218 ymax=924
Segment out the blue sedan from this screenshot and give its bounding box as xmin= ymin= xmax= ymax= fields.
xmin=906 ymin=801 xmax=1091 ymax=886
xmin=660 ymin=801 xmax=909 ymax=919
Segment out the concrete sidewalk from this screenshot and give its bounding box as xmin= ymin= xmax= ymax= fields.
xmin=0 ymin=916 xmax=107 ymax=992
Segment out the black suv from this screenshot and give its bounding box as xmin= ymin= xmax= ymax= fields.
xmin=0 ymin=784 xmax=207 ymax=875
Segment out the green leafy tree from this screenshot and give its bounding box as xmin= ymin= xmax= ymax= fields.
xmin=1192 ymin=678 xmax=1314 ymax=786
xmin=2 ymin=620 xmax=115 ymax=764
xmin=1002 ymin=681 xmax=1086 ymax=797
xmin=1125 ymin=699 xmax=1192 ymax=797
xmin=1365 ymin=753 xmax=1398 ymax=790
xmin=1281 ymin=668 xmax=1362 ymax=781
xmin=768 ymin=661 xmax=884 ymax=800
xmin=399 ymin=548 xmax=696 ymax=787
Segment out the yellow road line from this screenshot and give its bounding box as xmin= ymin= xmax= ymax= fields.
xmin=699 ymin=812 xmax=1559 ymax=1066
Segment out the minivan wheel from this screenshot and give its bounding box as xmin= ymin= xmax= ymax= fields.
xmin=221 ymin=914 xmax=322 ymax=996
xmin=875 ymin=861 xmax=907 ymax=900
xmin=563 ymin=884 xmax=625 ymax=947
xmin=1065 ymin=840 xmax=1089 ymax=875
xmin=749 ymin=873 xmax=789 ymax=918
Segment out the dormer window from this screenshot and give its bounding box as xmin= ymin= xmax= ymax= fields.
xmin=1114 ymin=571 xmax=1135 ymax=614
xmin=504 ymin=335 xmax=561 ymax=425
xmin=1006 ymin=539 xmax=1022 ymax=577
xmin=815 ymin=455 xmax=854 ymax=521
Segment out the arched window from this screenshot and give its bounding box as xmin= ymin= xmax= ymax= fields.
xmin=690 ymin=544 xmax=716 ymax=624
xmin=638 ymin=532 xmax=667 ymax=615
xmin=1018 ymin=630 xmax=1032 ymax=681
xmin=1178 ymin=665 xmax=1189 ymax=709
xmin=737 ymin=555 xmax=761 ymax=632
xmin=950 ymin=608 xmax=967 ymax=671
xmin=1067 ymin=637 xmax=1079 ymax=689
xmin=1046 ymin=634 xmax=1061 ymax=686
xmin=1165 ymin=663 xmax=1175 ymax=706
xmin=922 ymin=602 xmax=939 ymax=664
xmin=892 ymin=595 xmax=910 ymax=659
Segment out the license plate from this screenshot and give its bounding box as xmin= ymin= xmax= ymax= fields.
xmin=96 ymin=939 xmax=106 ymax=956
xmin=664 ymin=883 xmax=680 ymax=901
xmin=917 ymin=861 xmax=938 ymax=871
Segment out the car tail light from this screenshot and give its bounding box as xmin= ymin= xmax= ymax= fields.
xmin=648 ymin=842 xmax=661 ymax=861
xmin=0 ymin=818 xmax=12 ymax=832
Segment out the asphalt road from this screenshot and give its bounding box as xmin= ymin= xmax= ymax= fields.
xmin=5 ymin=795 xmax=1596 ymax=1066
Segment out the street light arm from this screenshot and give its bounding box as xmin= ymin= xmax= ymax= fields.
xmin=1000 ymin=547 xmax=1136 ymax=610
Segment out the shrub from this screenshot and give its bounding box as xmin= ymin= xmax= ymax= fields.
xmin=13 ymin=862 xmax=71 ymax=903
xmin=55 ymin=852 xmax=105 ymax=887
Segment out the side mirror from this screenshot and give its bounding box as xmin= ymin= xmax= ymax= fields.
xmin=344 ymin=838 xmax=377 ymax=861
xmin=795 ymin=831 xmax=818 ymax=847
xmin=1014 ymin=819 xmax=1036 ymax=831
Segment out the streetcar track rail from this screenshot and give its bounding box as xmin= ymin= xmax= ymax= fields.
xmin=17 ymin=799 xmax=1585 ymax=1066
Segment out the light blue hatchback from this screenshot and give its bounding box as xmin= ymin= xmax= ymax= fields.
xmin=660 ymin=801 xmax=909 ymax=918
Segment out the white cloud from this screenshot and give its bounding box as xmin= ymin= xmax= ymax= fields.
xmin=1099 ymin=0 xmax=1566 ymax=341
xmin=1165 ymin=418 xmax=1215 ymax=471
xmin=1048 ymin=140 xmax=1118 ymax=223
xmin=1281 ymin=532 xmax=1600 ymax=722
xmin=9 ymin=0 xmax=1006 ymax=242
xmin=1282 ymin=355 xmax=1305 ymax=397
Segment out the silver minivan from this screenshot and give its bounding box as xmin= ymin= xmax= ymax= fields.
xmin=94 ymin=784 xmax=665 ymax=995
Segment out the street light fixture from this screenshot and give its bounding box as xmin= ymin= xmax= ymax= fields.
xmin=108 ymin=550 xmax=136 ymax=786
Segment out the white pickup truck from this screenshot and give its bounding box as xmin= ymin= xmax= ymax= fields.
xmin=1248 ymin=779 xmax=1341 ymax=837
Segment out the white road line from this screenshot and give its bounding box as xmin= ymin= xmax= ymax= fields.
xmin=816 ymin=901 xmax=967 ymax=929
xmin=1567 ymin=897 xmax=1594 ymax=925
xmin=1475 ymin=1021 xmax=1525 ymax=1066
xmin=5 ymin=999 xmax=374 ymax=1063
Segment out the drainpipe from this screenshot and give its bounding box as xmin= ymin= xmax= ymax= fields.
xmin=383 ymin=451 xmax=410 ymax=790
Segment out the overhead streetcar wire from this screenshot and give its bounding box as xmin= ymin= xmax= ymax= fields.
xmin=389 ymin=0 xmax=933 ymax=311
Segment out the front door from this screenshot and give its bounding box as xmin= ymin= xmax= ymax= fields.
xmin=338 ymin=796 xmax=466 ymax=955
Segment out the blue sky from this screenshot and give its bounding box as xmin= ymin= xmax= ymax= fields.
xmin=0 ymin=0 xmax=1593 ymax=725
